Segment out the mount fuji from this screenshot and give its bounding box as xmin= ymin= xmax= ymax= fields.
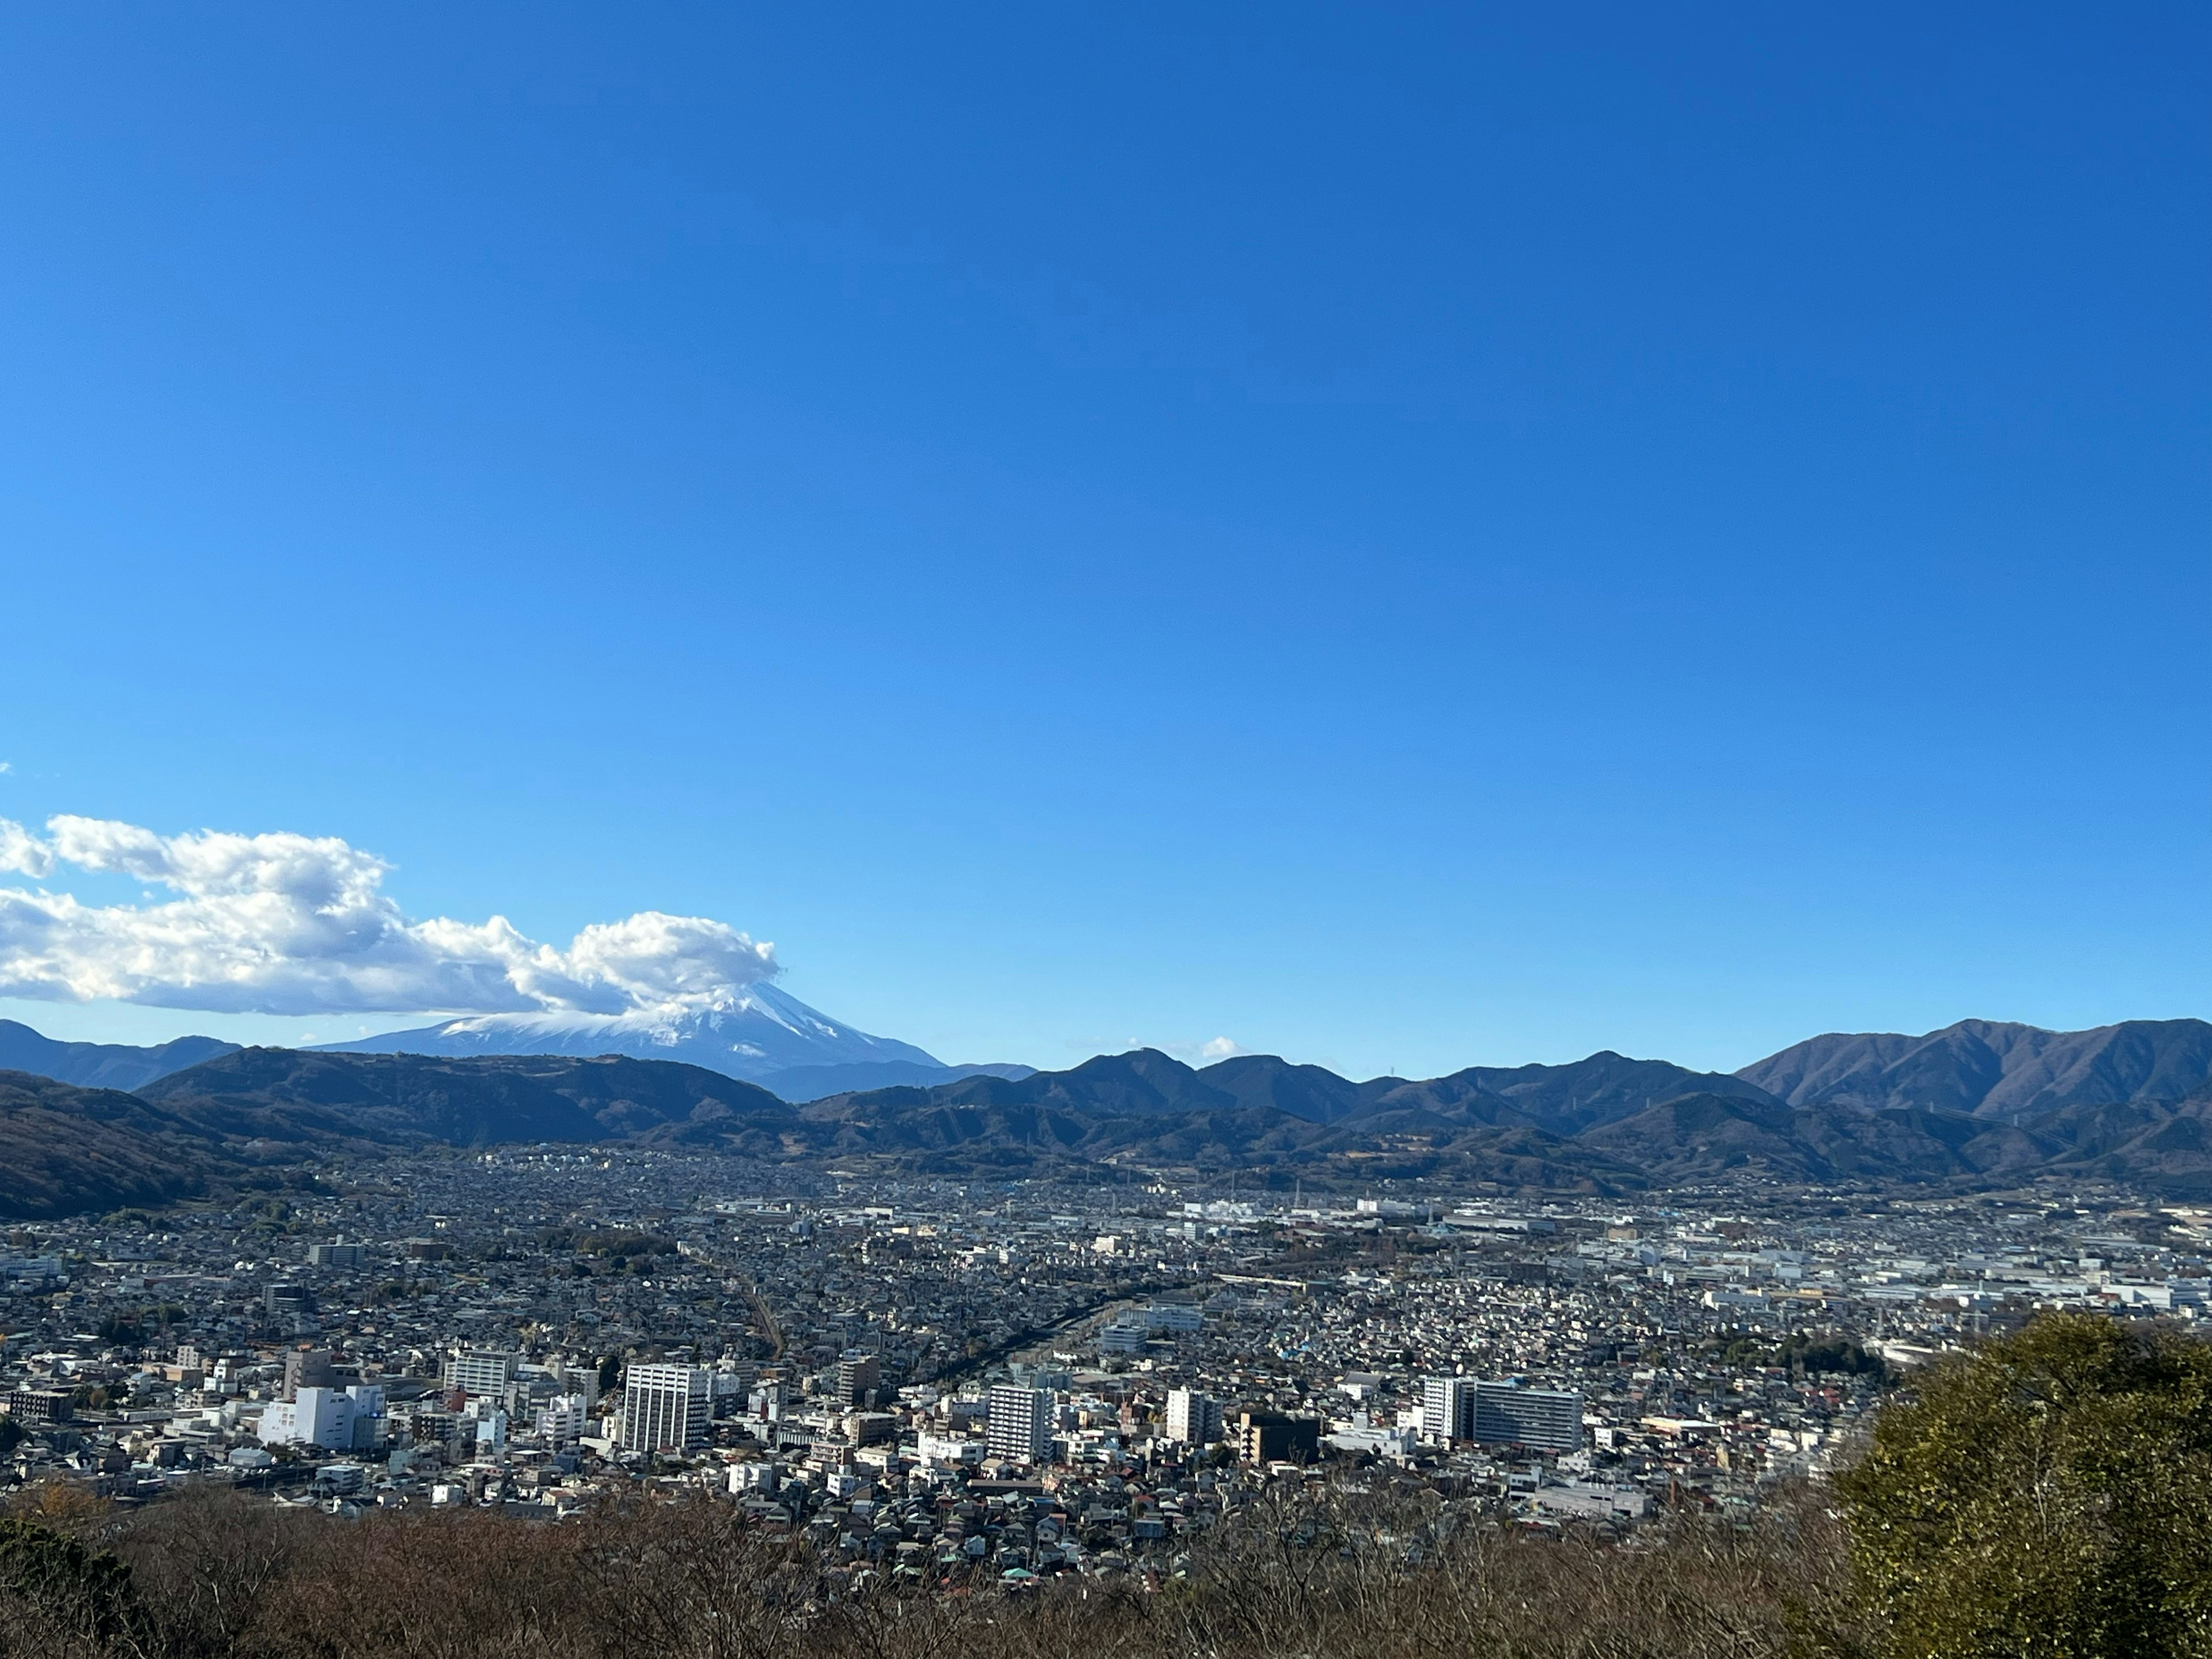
xmin=310 ymin=982 xmax=1031 ymax=1101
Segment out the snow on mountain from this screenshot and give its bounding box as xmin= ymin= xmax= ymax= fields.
xmin=312 ymin=981 xmax=952 ymax=1092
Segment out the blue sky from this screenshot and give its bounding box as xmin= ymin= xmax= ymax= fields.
xmin=0 ymin=4 xmax=2205 ymax=1077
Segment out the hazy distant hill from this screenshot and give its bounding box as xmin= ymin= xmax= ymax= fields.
xmin=0 ymin=1020 xmax=237 ymax=1092
xmin=1738 ymin=1018 xmax=2212 ymax=1119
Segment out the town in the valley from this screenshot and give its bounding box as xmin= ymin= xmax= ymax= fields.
xmin=0 ymin=1147 xmax=2197 ymax=1578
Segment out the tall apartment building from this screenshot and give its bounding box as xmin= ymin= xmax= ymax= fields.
xmin=1420 ymin=1374 xmax=1476 ymax=1442
xmin=282 ymin=1347 xmax=335 ymax=1402
xmin=442 ymin=1350 xmax=520 ymax=1398
xmin=1421 ymin=1376 xmax=1582 ymax=1452
xmin=1165 ymin=1387 xmax=1224 ymax=1445
xmin=621 ymin=1364 xmax=712 ymax=1453
xmin=306 ymin=1241 xmax=366 ymax=1268
xmin=1234 ymin=1410 xmax=1320 ymax=1465
xmin=986 ymin=1384 xmax=1052 ymax=1465
xmin=1471 ymin=1381 xmax=1583 ymax=1453
xmin=835 ymin=1350 xmax=881 ymax=1408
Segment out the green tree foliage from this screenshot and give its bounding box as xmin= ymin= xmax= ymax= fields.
xmin=1775 ymin=1331 xmax=1887 ymax=1380
xmin=1835 ymin=1312 xmax=2212 ymax=1658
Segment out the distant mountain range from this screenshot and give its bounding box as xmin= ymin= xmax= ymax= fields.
xmin=0 ymin=1020 xmax=240 ymax=1092
xmin=307 ymin=983 xmax=1035 ymax=1100
xmin=3 ymin=1016 xmax=2210 ymax=1217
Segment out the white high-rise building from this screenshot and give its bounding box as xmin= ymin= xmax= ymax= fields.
xmin=1420 ymin=1375 xmax=1475 ymax=1443
xmin=621 ymin=1364 xmax=712 ymax=1453
xmin=1166 ymin=1387 xmax=1224 ymax=1445
xmin=986 ymin=1384 xmax=1052 ymax=1465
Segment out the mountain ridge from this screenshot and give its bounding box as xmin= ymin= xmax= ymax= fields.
xmin=1737 ymin=1018 xmax=2212 ymax=1119
xmin=0 ymin=1020 xmax=240 ymax=1092
xmin=2 ymin=1014 xmax=2210 ymax=1217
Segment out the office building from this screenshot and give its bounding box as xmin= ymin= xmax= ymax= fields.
xmin=1097 ymin=1322 xmax=1149 ymax=1357
xmin=1165 ymin=1387 xmax=1224 ymax=1446
xmin=846 ymin=1411 xmax=897 ymax=1446
xmin=986 ymin=1384 xmax=1052 ymax=1464
xmin=260 ymin=1384 xmax=384 ymax=1451
xmin=620 ymin=1363 xmax=712 ymax=1453
xmin=748 ymin=1379 xmax=786 ymax=1422
xmin=442 ymin=1350 xmax=520 ymax=1398
xmin=1472 ymin=1381 xmax=1583 ymax=1453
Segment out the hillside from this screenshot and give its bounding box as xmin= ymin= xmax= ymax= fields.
xmin=1738 ymin=1018 xmax=2212 ymax=1118
xmin=138 ymin=1048 xmax=798 ymax=1152
xmin=0 ymin=1070 xmax=240 ymax=1219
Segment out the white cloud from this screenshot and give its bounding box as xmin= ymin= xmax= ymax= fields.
xmin=1141 ymin=1035 xmax=1249 ymax=1065
xmin=0 ymin=815 xmax=778 ymax=1019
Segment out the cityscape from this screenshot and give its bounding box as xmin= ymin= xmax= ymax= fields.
xmin=4 ymin=1141 xmax=2200 ymax=1577
xmin=0 ymin=3 xmax=2199 ymax=1654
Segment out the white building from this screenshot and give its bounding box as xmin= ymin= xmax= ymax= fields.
xmin=728 ymin=1461 xmax=779 ymax=1493
xmin=533 ymin=1393 xmax=590 ymax=1445
xmin=1530 ymin=1483 xmax=1649 ymax=1521
xmin=1420 ymin=1375 xmax=1475 ymax=1442
xmin=620 ymin=1364 xmax=711 ymax=1453
xmin=1326 ymin=1415 xmax=1416 ymax=1461
xmin=1166 ymin=1387 xmax=1224 ymax=1445
xmin=986 ymin=1384 xmax=1052 ymax=1464
xmin=259 ymin=1384 xmax=385 ymax=1451
xmin=442 ymin=1350 xmax=519 ymax=1398
xmin=917 ymin=1431 xmax=984 ymax=1468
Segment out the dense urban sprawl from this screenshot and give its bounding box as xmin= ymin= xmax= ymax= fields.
xmin=3 ymin=1147 xmax=2202 ymax=1580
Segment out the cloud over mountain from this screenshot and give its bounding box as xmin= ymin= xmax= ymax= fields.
xmin=0 ymin=815 xmax=777 ymax=1018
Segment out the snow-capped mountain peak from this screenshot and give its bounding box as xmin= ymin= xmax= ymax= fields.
xmin=310 ymin=982 xmax=985 ymax=1099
